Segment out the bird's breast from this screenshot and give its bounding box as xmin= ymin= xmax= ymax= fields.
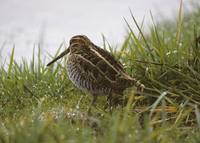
xmin=66 ymin=54 xmax=111 ymax=95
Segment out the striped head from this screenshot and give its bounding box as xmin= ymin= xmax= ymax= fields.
xmin=46 ymin=35 xmax=92 ymax=66
xmin=69 ymin=35 xmax=92 ymax=47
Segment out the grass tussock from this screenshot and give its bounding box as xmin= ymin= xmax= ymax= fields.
xmin=1 ymin=3 xmax=200 ymax=143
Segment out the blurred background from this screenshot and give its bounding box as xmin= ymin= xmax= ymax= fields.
xmin=0 ymin=0 xmax=196 ymax=62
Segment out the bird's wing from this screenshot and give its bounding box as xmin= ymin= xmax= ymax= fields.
xmin=92 ymin=45 xmax=125 ymax=72
xmin=70 ymin=44 xmax=124 ymax=83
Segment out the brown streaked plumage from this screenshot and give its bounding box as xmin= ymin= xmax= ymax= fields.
xmin=47 ymin=35 xmax=144 ymax=112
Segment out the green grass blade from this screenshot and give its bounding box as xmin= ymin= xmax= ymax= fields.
xmin=8 ymin=45 xmax=15 ymax=76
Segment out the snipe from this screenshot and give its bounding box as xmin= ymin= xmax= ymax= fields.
xmin=47 ymin=35 xmax=144 ymax=112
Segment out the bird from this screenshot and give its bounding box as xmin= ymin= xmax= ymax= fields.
xmin=47 ymin=35 xmax=144 ymax=112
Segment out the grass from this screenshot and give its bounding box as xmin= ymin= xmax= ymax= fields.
xmin=1 ymin=3 xmax=200 ymax=143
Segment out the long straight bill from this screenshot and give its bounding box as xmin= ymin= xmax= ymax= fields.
xmin=47 ymin=48 xmax=70 ymax=66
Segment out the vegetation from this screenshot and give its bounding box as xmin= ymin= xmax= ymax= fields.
xmin=0 ymin=3 xmax=200 ymax=143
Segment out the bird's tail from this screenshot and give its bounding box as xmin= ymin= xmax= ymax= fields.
xmin=131 ymin=78 xmax=145 ymax=95
xmin=124 ymin=75 xmax=145 ymax=95
xmin=117 ymin=74 xmax=145 ymax=95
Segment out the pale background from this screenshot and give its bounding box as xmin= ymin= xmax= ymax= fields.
xmin=0 ymin=0 xmax=196 ymax=62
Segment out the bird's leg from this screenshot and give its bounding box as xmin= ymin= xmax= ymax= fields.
xmin=87 ymin=94 xmax=98 ymax=114
xmin=108 ymin=93 xmax=113 ymax=108
xmin=105 ymin=93 xmax=113 ymax=112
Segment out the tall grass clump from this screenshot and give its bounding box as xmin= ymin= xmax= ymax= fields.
xmin=115 ymin=2 xmax=200 ymax=128
xmin=0 ymin=3 xmax=200 ymax=143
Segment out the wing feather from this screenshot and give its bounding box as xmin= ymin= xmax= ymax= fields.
xmin=92 ymin=45 xmax=124 ymax=72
